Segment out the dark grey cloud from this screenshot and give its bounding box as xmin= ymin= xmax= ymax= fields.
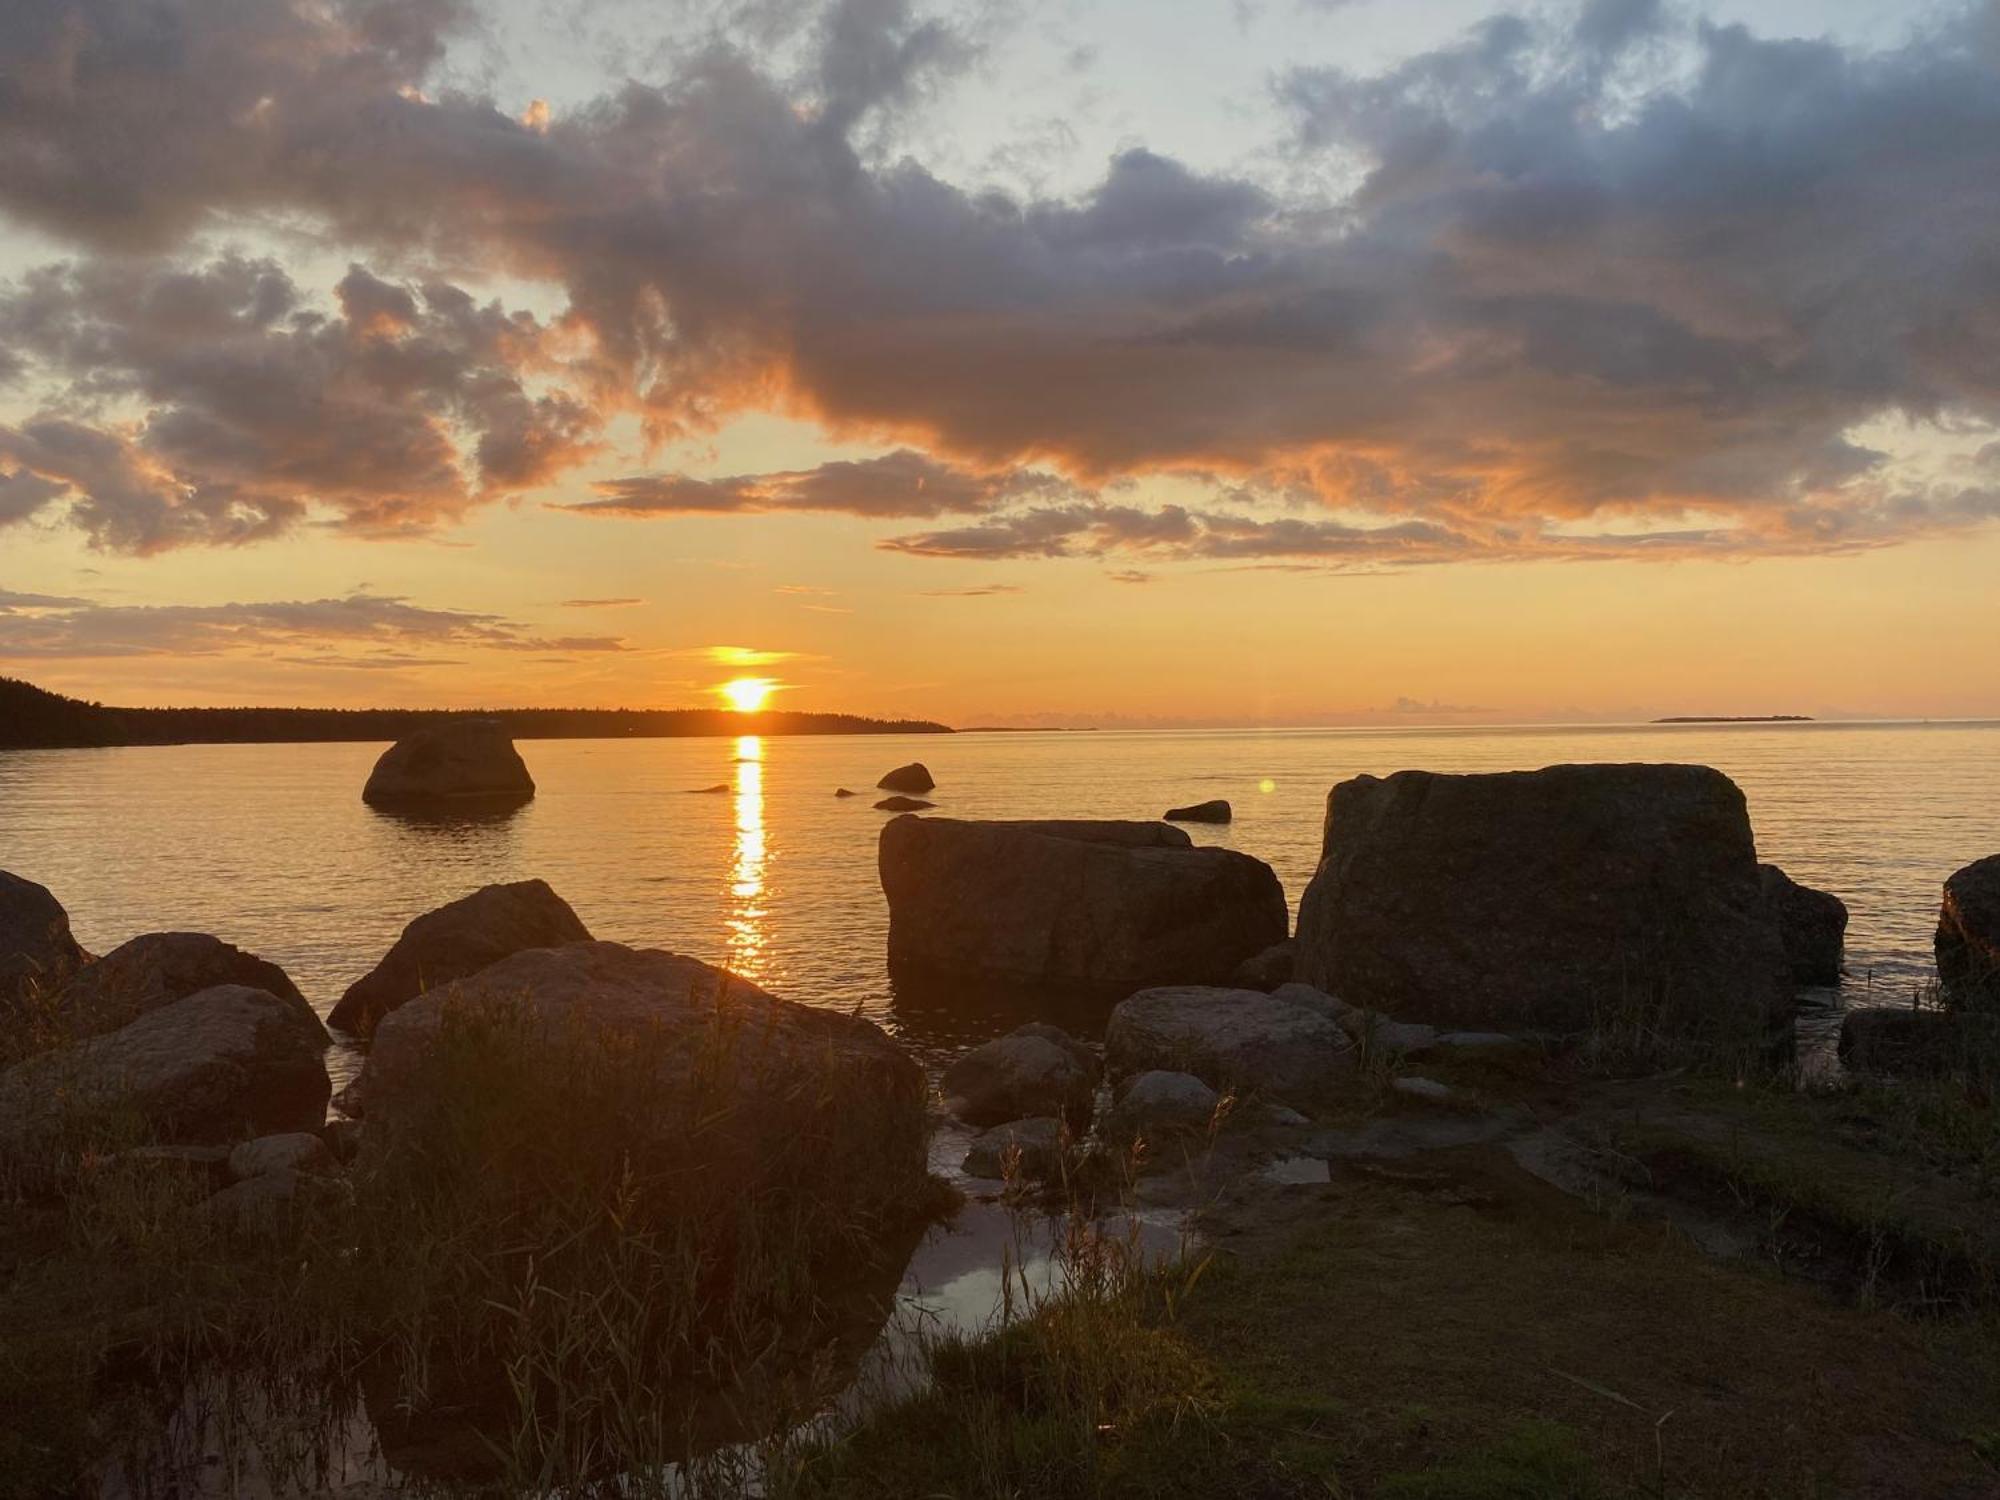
xmin=0 ymin=591 xmax=627 ymax=659
xmin=2 ymin=0 xmax=2000 ymax=564
xmin=0 ymin=255 xmax=599 ymax=549
xmin=567 ymin=448 xmax=1077 ymax=518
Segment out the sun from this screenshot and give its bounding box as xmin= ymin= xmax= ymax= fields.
xmin=720 ymin=677 xmax=777 ymax=713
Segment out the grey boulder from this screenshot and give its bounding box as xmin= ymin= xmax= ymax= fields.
xmin=57 ymin=932 xmax=306 ymax=1039
xmin=362 ymin=719 xmax=535 ymax=808
xmin=1759 ymin=865 xmax=1847 ymax=986
xmin=1105 ymin=1070 xmax=1221 ymax=1142
xmin=880 ymin=818 xmax=1287 ymax=993
xmin=940 ymin=1023 xmax=1099 ymax=1127
xmin=1105 ymin=985 xmax=1356 ymax=1105
xmin=329 ymin=879 xmax=591 ymax=1037
xmin=1295 ymin=763 xmax=1792 ymax=1047
xmin=356 ymin=941 xmax=926 ymax=1228
xmin=1937 ymin=855 xmax=2000 ymax=1008
xmin=1 ymin=871 xmax=86 ymax=1007
xmin=0 ymin=984 xmax=331 ymax=1155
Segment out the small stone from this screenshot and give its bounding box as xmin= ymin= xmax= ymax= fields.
xmin=1341 ymin=1011 xmax=1439 ymax=1055
xmin=1391 ymin=1076 xmax=1456 ymax=1104
xmin=1433 ymin=1031 xmax=1523 ymax=1052
xmin=1263 ymin=1103 xmax=1311 ymax=1128
xmin=1106 ymin=1070 xmax=1222 ymax=1141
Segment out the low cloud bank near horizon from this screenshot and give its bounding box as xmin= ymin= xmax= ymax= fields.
xmin=2 ymin=0 xmax=2000 ymax=569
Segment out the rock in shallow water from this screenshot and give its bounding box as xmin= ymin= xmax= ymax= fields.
xmin=1105 ymin=1070 xmax=1221 ymax=1142
xmin=329 ymin=879 xmax=591 ymax=1037
xmin=880 ymin=817 xmax=1287 ymax=993
xmin=1937 ymin=854 xmax=2000 ymax=1009
xmin=0 ymin=870 xmax=86 ymax=1008
xmin=962 ymin=1117 xmax=1067 ymax=1181
xmin=941 ymin=1023 xmax=1098 ymax=1127
xmin=362 ymin=719 xmax=535 ymax=809
xmin=877 ymin=762 xmax=936 ymax=794
xmin=1760 ymin=864 xmax=1847 ymax=986
xmin=874 ymin=795 xmax=935 ymax=812
xmin=1164 ymin=799 xmax=1231 ymax=824
xmin=1295 ymin=763 xmax=1793 ymax=1047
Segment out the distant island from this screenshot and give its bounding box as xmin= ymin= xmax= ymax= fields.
xmin=0 ymin=676 xmax=952 ymax=751
xmin=1652 ymin=715 xmax=1815 ymax=724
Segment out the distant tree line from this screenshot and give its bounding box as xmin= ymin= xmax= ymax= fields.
xmin=0 ymin=676 xmax=952 ymax=750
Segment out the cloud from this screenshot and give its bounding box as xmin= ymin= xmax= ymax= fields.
xmin=0 ymin=591 xmax=628 ymax=660
xmin=565 ymin=449 xmax=1078 ymax=519
xmin=557 ymin=596 xmax=644 ymax=608
xmin=1 ymin=0 xmax=2000 ymax=566
xmin=1388 ymin=695 xmax=1493 ymax=715
xmin=0 ymin=256 xmax=600 ymax=551
xmin=915 ymin=582 xmax=1024 ymax=595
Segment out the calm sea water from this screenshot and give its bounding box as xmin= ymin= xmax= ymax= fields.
xmin=3 ymin=722 xmax=1997 ymax=1076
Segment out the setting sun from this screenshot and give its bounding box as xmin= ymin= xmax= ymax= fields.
xmin=720 ymin=677 xmax=776 ymax=713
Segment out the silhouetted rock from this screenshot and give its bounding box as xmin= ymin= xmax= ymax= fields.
xmin=1104 ymin=1070 xmax=1220 ymax=1142
xmin=0 ymin=870 xmax=85 ymax=1007
xmin=1839 ymin=1007 xmax=1981 ymax=1077
xmin=362 ymin=719 xmax=535 ymax=808
xmin=689 ymin=783 xmax=731 ymax=794
xmin=357 ymin=942 xmax=925 ymax=1225
xmin=1164 ymin=799 xmax=1231 ymax=824
xmin=874 ymin=795 xmax=935 ymax=811
xmin=877 ymin=762 xmax=936 ymax=794
xmin=835 ymin=788 xmax=859 ymax=798
xmin=1227 ymin=939 xmax=1295 ymax=991
xmin=880 ymin=817 xmax=1287 ymax=993
xmin=0 ymin=985 xmax=331 ymax=1154
xmin=1294 ymin=763 xmax=1792 ymax=1047
xmin=1105 ymin=985 xmax=1356 ymax=1104
xmin=962 ymin=1116 xmax=1066 ymax=1180
xmin=940 ymin=1023 xmax=1098 ymax=1127
xmin=1759 ymin=865 xmax=1847 ymax=986
xmin=1937 ymin=855 xmax=2000 ymax=1008
xmin=57 ymin=932 xmax=305 ymax=1039
xmin=329 ymin=880 xmax=590 ymax=1037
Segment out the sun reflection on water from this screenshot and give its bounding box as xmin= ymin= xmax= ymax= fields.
xmin=726 ymin=735 xmax=768 ymax=977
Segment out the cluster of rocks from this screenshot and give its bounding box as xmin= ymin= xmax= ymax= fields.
xmin=1 ymin=870 xmax=926 ymax=1237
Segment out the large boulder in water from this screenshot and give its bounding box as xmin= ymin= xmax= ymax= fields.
xmin=0 ymin=985 xmax=330 ymax=1157
xmin=354 ymin=941 xmax=926 ymax=1228
xmin=1758 ymin=865 xmax=1847 ymax=986
xmin=1937 ymin=855 xmax=2000 ymax=1009
xmin=1105 ymin=985 xmax=1356 ymax=1105
xmin=362 ymin=720 xmax=535 ymax=809
xmin=56 ymin=932 xmax=306 ymax=1039
xmin=877 ymin=762 xmax=936 ymax=794
xmin=1 ymin=871 xmax=86 ymax=1007
xmin=1294 ymin=764 xmax=1793 ymax=1047
xmin=879 ymin=817 xmax=1287 ymax=993
xmin=330 ymin=879 xmax=591 ymax=1037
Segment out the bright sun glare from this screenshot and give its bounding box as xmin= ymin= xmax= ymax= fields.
xmin=720 ymin=677 xmax=776 ymax=713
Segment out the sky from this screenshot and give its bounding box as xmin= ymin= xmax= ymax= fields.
xmin=3 ymin=0 xmax=1999 ymax=726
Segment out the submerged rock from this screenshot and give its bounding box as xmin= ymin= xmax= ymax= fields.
xmin=329 ymin=879 xmax=591 ymax=1037
xmin=689 ymin=783 xmax=731 ymax=795
xmin=1227 ymin=939 xmax=1295 ymax=992
xmin=1295 ymin=763 xmax=1792 ymax=1046
xmin=1105 ymin=985 xmax=1355 ymax=1105
xmin=1164 ymin=799 xmax=1231 ymax=824
xmin=357 ymin=941 xmax=927 ymax=1228
xmin=880 ymin=817 xmax=1287 ymax=993
xmin=940 ymin=1023 xmax=1098 ymax=1127
xmin=1760 ymin=865 xmax=1847 ymax=986
xmin=362 ymin=720 xmax=535 ymax=809
xmin=56 ymin=932 xmax=306 ymax=1039
xmin=0 ymin=870 xmax=86 ymax=1007
xmin=877 ymin=762 xmax=936 ymax=794
xmin=1937 ymin=854 xmax=2000 ymax=1008
xmin=962 ymin=1116 xmax=1067 ymax=1181
xmin=0 ymin=984 xmax=331 ymax=1154
xmin=875 ymin=795 xmax=935 ymax=812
